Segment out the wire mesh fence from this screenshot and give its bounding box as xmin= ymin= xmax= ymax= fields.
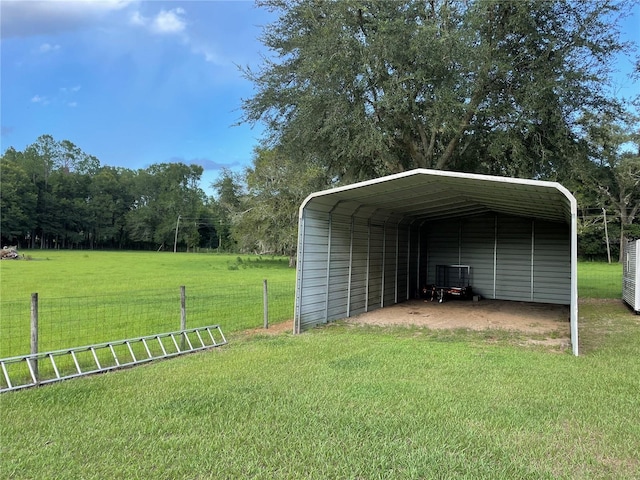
xmin=0 ymin=281 xmax=295 ymax=359
xmin=0 ymin=263 xmax=625 ymax=359
xmin=578 ymin=262 xmax=624 ymax=299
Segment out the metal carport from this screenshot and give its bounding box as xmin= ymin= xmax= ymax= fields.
xmin=294 ymin=169 xmax=579 ymax=355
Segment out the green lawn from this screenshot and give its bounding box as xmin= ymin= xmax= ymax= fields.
xmin=1 ymin=299 xmax=639 ymax=479
xmin=0 ymin=251 xmax=296 ymax=358
xmin=0 ymin=256 xmax=637 ymax=477
xmin=0 ymin=254 xmax=625 ymax=359
xmin=578 ymin=261 xmax=623 ymax=299
xmin=0 ymin=250 xmax=295 ymax=298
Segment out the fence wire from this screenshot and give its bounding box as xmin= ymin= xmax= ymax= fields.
xmin=0 ymin=282 xmax=294 ymax=358
xmin=0 ymin=265 xmax=625 ymax=359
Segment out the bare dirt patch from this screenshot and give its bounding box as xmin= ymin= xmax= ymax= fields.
xmin=346 ymin=299 xmax=571 ymax=348
xmin=243 ymin=320 xmax=293 ymax=336
xmin=241 ymin=298 xmax=571 ymax=348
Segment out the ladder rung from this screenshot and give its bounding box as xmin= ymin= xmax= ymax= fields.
xmin=126 ymin=341 xmax=137 ymax=362
xmin=141 ymin=339 xmax=152 ymax=359
xmin=49 ymin=354 xmax=61 ymax=379
xmin=156 ymin=336 xmax=167 ymax=356
xmin=170 ymin=334 xmax=181 ymax=353
xmin=183 ymin=332 xmax=194 ymax=351
xmin=90 ymin=347 xmax=101 ymax=370
xmin=109 ymin=344 xmax=120 ymax=366
xmin=71 ymin=351 xmax=82 ymax=374
xmin=1 ymin=362 xmax=12 ymax=389
xmin=26 ymin=358 xmax=37 ymax=384
xmin=195 ymin=330 xmax=205 ymax=348
xmin=207 ymin=328 xmax=217 ymax=346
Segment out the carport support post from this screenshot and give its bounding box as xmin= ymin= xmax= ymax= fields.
xmin=570 ymin=210 xmax=579 ymax=356
xmin=365 ymin=219 xmax=371 ymax=312
xmin=381 ymin=220 xmax=387 ymax=309
xmin=30 ymin=293 xmax=39 ymax=383
xmin=347 ymin=214 xmax=355 ymax=318
xmin=324 ymin=211 xmax=333 ymax=323
xmin=395 ymin=223 xmax=399 ymax=304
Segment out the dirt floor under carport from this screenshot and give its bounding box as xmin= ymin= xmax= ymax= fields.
xmin=254 ymin=298 xmax=571 ymax=349
xmin=344 ymin=298 xmax=571 ymax=348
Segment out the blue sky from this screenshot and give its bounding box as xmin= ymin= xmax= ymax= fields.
xmin=1 ymin=0 xmax=275 ymax=193
xmin=1 ymin=1 xmax=639 ymax=195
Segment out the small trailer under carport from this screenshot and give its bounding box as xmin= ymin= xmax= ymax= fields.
xmin=294 ymin=169 xmax=579 ymax=355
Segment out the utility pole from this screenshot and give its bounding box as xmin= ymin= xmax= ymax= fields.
xmin=174 ymin=215 xmax=181 ymax=253
xmin=603 ymin=207 xmax=611 ymax=264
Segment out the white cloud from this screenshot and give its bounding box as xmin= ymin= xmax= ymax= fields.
xmin=130 ymin=8 xmax=186 ymax=35
xmin=190 ymin=41 xmax=222 ymax=65
xmin=129 ymin=10 xmax=146 ymax=27
xmin=129 ymin=7 xmax=223 ymax=65
xmin=38 ymin=43 xmax=61 ymax=54
xmin=151 ymin=8 xmax=186 ymax=35
xmin=31 ymin=95 xmax=49 ymax=105
xmin=68 ymin=102 xmax=78 ymax=108
xmin=60 ymin=85 xmax=82 ymax=94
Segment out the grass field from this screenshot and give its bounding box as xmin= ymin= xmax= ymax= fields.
xmin=1 ymin=253 xmax=637 ymax=478
xmin=577 ymin=261 xmax=623 ymax=299
xmin=1 ymin=251 xmax=623 ymax=300
xmin=1 ymin=299 xmax=639 ymax=478
xmin=0 ymin=250 xmax=295 ymax=298
xmin=0 ymin=251 xmax=296 ymax=358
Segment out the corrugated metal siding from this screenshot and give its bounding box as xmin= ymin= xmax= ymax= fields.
xmin=495 ymin=216 xmax=532 ymax=301
xmin=297 ymin=209 xmax=329 ymax=330
xmin=623 ymin=240 xmax=639 ymax=311
xmin=383 ymin=222 xmax=398 ymax=307
xmin=367 ymin=222 xmax=384 ymax=311
xmin=348 ymin=216 xmax=369 ymax=316
xmin=327 ymin=213 xmax=352 ymax=321
xmin=397 ymin=225 xmax=410 ymax=302
xmin=418 ymin=225 xmax=428 ymax=293
xmin=426 ymin=221 xmax=460 ymax=285
xmin=460 ymin=215 xmax=497 ymax=299
xmin=422 ymin=215 xmax=571 ymax=304
xmin=408 ymin=227 xmax=421 ymax=298
xmin=533 ymin=221 xmax=571 ymax=304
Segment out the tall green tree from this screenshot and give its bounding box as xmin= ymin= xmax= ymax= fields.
xmin=234 ymin=147 xmax=330 ymax=264
xmin=0 ymin=148 xmax=38 ymax=246
xmin=211 ymin=169 xmax=244 ymax=252
xmin=242 ymin=0 xmax=633 ymax=182
xmin=126 ymin=163 xmax=206 ymax=250
xmin=575 ymin=109 xmax=640 ymax=260
xmin=87 ymin=166 xmax=136 ymax=249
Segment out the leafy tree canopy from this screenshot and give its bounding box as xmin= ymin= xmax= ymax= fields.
xmin=242 ymin=0 xmax=634 ymax=182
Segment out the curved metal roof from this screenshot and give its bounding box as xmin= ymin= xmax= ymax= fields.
xmin=301 ymin=169 xmax=576 ymax=224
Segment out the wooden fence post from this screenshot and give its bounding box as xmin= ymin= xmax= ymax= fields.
xmin=180 ymin=286 xmax=186 ymax=350
xmin=263 ymin=279 xmax=269 ymax=329
xmin=30 ymin=293 xmax=39 ymax=382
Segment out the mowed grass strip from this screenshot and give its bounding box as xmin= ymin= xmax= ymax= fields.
xmin=1 ymin=299 xmax=640 ymax=479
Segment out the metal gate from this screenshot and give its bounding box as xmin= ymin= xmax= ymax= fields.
xmin=0 ymin=325 xmax=227 ymax=393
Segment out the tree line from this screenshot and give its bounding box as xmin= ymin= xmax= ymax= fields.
xmin=0 ymin=135 xmax=226 ymax=251
xmin=2 ymin=0 xmax=639 ymax=262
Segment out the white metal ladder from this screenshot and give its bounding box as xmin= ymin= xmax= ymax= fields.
xmin=0 ymin=325 xmax=227 ymax=393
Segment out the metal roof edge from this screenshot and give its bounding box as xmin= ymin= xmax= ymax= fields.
xmin=300 ymin=169 xmax=577 ymax=221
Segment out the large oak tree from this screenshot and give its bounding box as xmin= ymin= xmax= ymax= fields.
xmin=242 ymin=0 xmax=633 ymax=182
